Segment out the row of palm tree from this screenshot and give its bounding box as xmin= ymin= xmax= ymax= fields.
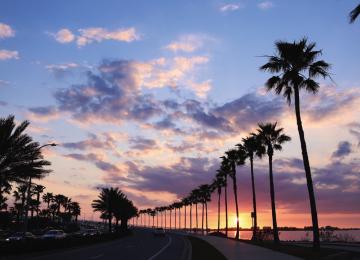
xmin=92 ymin=187 xmax=138 ymax=232
xmin=8 ymin=183 xmax=81 ymax=224
xmin=134 ymin=36 xmax=335 ymax=250
xmin=136 ymin=122 xmax=289 ymax=241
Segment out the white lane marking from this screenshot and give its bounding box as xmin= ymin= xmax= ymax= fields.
xmin=89 ymin=254 xmax=103 ymax=259
xmin=147 ymin=235 xmax=172 ymax=260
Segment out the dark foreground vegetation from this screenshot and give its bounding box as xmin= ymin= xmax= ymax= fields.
xmin=0 ymin=230 xmax=132 ymax=256
xmin=188 ymin=236 xmax=226 ymax=260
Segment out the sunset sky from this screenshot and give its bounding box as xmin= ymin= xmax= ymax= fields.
xmin=1 ymin=0 xmax=360 ymax=229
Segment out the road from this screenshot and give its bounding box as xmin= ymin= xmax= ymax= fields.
xmin=1 ymin=229 xmax=191 ymax=260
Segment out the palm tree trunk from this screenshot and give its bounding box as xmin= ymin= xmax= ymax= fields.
xmin=179 ymin=208 xmax=181 ymax=230
xmin=294 ymin=87 xmax=320 ymax=249
xmin=175 ymin=208 xmax=177 ymax=229
xmin=232 ymin=164 xmax=240 ymax=240
xmin=201 ymin=202 xmax=204 ymax=234
xmin=165 ymin=211 xmax=167 ymax=229
xmin=268 ymin=153 xmax=279 ymax=243
xmin=205 ymin=202 xmax=208 ymax=234
xmin=184 ymin=205 xmax=187 ymax=231
xmin=170 ymin=209 xmax=172 ymax=229
xmin=190 ymin=204 xmax=192 ymax=232
xmin=195 ymin=203 xmax=198 ymax=232
xmin=23 ymin=177 xmax=32 ymax=231
xmin=217 ymin=189 xmax=221 ymax=233
xmin=224 ymin=175 xmax=228 ymax=237
xmin=108 ymin=216 xmax=112 ymax=232
xmin=250 ymin=156 xmax=258 ymax=240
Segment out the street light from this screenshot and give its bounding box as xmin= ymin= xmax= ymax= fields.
xmin=23 ymin=143 xmax=57 ymax=231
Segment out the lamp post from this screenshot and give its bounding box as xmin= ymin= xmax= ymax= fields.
xmin=23 ymin=143 xmax=56 ymax=231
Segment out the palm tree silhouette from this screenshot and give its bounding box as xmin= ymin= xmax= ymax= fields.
xmin=92 ymin=187 xmax=122 ymax=232
xmin=42 ymin=192 xmax=54 ymax=218
xmin=260 ymin=38 xmax=330 ymax=248
xmin=33 ymin=184 xmax=45 ymax=217
xmin=256 ymin=122 xmax=291 ymax=243
xmin=350 ymin=4 xmax=360 ymax=23
xmin=213 ymin=171 xmax=226 ymax=233
xmin=218 ymin=162 xmax=230 ymax=237
xmin=237 ymin=135 xmax=265 ymax=240
xmin=0 ymin=115 xmax=51 ymax=212
xmin=224 ymin=148 xmax=246 ymax=240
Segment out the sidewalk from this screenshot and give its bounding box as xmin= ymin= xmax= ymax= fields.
xmin=195 ymin=235 xmax=301 ymax=260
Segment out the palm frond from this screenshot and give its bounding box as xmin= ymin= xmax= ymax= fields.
xmin=350 ymin=4 xmax=360 ymax=23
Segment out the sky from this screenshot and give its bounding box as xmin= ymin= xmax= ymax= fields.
xmin=1 ymin=0 xmax=360 ymax=229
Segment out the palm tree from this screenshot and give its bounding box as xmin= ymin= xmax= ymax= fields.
xmin=182 ymin=197 xmax=190 ymax=231
xmin=256 ymin=122 xmax=291 ymax=243
xmin=198 ymin=184 xmax=212 ymax=234
xmin=218 ymin=163 xmax=229 ymax=237
xmin=92 ymin=187 xmax=123 ymax=232
xmin=13 ymin=184 xmax=28 ymax=219
xmin=260 ymin=38 xmax=330 ymax=248
xmin=32 ymin=184 xmax=45 ymax=216
xmin=190 ymin=188 xmax=200 ymax=232
xmin=42 ymin=192 xmax=54 ymax=210
xmin=212 ymin=172 xmax=225 ymax=233
xmin=69 ymin=201 xmax=81 ymax=222
xmin=223 ymin=148 xmax=246 ymax=240
xmin=0 ymin=115 xmax=51 ymax=212
xmin=350 ymin=4 xmax=360 ymax=23
xmin=237 ymin=135 xmax=265 ymax=240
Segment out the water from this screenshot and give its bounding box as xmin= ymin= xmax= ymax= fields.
xmin=226 ymin=230 xmax=360 ymax=242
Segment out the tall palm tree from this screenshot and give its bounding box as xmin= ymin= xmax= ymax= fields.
xmin=213 ymin=172 xmax=225 ymax=233
xmin=0 ymin=115 xmax=51 ymax=211
xmin=69 ymin=201 xmax=81 ymax=222
xmin=182 ymin=197 xmax=190 ymax=231
xmin=237 ymin=135 xmax=265 ymax=240
xmin=350 ymin=4 xmax=360 ymax=23
xmin=218 ymin=163 xmax=229 ymax=237
xmin=260 ymin=38 xmax=330 ymax=248
xmin=256 ymin=122 xmax=291 ymax=243
xmin=198 ymin=184 xmax=212 ymax=234
xmin=223 ymin=148 xmax=246 ymax=240
xmin=42 ymin=192 xmax=54 ymax=210
xmin=32 ymin=184 xmax=45 ymax=216
xmin=92 ymin=187 xmax=124 ymax=232
xmin=13 ymin=184 xmax=27 ymax=220
xmin=190 ymin=188 xmax=200 ymax=232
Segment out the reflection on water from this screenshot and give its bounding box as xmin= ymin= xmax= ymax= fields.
xmin=225 ymin=230 xmax=360 ymax=241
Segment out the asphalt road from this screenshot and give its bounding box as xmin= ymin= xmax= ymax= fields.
xmin=1 ymin=229 xmax=191 ymax=260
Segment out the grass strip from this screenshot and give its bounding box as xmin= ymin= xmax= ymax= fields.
xmin=188 ymin=236 xmax=226 ymax=260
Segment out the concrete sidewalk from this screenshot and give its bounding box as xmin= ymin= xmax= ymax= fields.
xmin=196 ymin=235 xmax=301 ymax=260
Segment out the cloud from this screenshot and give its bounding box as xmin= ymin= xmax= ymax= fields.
xmin=165 ymin=34 xmax=208 ymax=53
xmin=62 ymin=132 xmax=118 ymax=151
xmin=27 ymin=106 xmax=61 ymax=121
xmin=129 ymin=137 xmax=157 ymax=150
xmin=65 ymin=152 xmax=120 ymax=173
xmin=104 ymin=157 xmax=219 ymax=196
xmin=52 ymin=27 xmax=140 ymax=46
xmin=0 ymin=23 xmax=15 ymax=39
xmin=46 ymin=63 xmax=80 ymax=78
xmin=219 ymin=4 xmax=243 ymax=12
xmin=77 ymin=27 xmax=140 ymax=46
xmin=257 ymin=1 xmax=274 ymax=10
xmin=38 ymin=56 xmax=210 ymax=124
xmin=0 ymin=80 xmax=10 ymax=86
xmin=332 ymin=141 xmax=352 ymax=159
xmin=0 ymin=49 xmax=19 ymax=60
xmin=53 ymin=28 xmax=75 ymax=43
